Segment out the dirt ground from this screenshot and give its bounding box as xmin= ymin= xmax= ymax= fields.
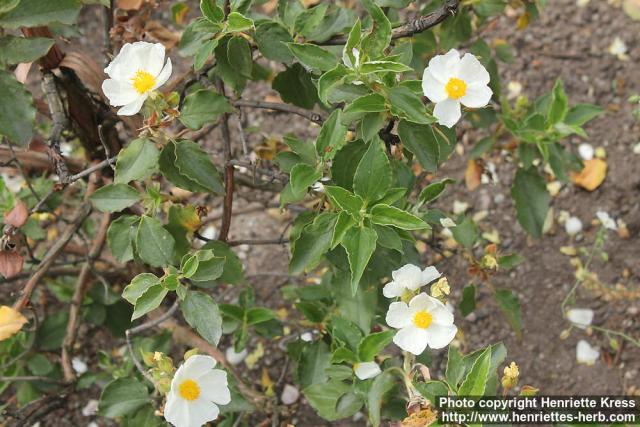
xmin=7 ymin=0 xmax=640 ymax=426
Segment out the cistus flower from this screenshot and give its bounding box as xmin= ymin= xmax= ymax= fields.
xmin=386 ymin=293 xmax=457 ymax=355
xmin=164 ymin=355 xmax=231 ymax=427
xmin=102 ymin=41 xmax=172 ymax=116
xmin=353 ymin=361 xmax=381 ymax=380
xmin=383 ymin=264 xmax=441 ymax=299
xmin=422 ymin=49 xmax=492 ymax=128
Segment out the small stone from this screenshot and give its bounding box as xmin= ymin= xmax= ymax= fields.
xmin=281 ymin=384 xmax=300 ymax=405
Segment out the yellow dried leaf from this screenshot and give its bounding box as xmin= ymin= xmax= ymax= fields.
xmin=401 ymin=408 xmax=438 ymax=426
xmin=560 ymin=246 xmax=577 ymax=256
xmin=464 ymin=159 xmax=482 ymax=191
xmin=517 ymin=12 xmax=530 ymax=30
xmin=261 ymin=367 xmax=275 ymax=396
xmin=0 ymin=306 xmax=28 ymax=341
xmin=571 ymin=159 xmax=607 ymax=191
xmin=245 ymin=342 xmax=264 ymax=369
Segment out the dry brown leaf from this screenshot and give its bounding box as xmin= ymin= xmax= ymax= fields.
xmin=14 ymin=62 xmax=32 ymax=84
xmin=144 ymin=20 xmax=180 ymax=49
xmin=0 ymin=305 xmax=28 ymax=341
xmin=4 ymin=200 xmax=28 ymax=228
xmin=117 ymin=0 xmax=145 ymax=10
xmin=60 ymin=51 xmax=106 ymax=95
xmin=401 ymin=408 xmax=438 ymax=427
xmin=0 ymin=251 xmax=24 ymax=279
xmin=464 ymin=159 xmax=483 ymax=191
xmin=570 ymin=158 xmax=607 ymax=191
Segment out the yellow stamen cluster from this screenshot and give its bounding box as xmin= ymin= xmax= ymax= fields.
xmin=179 ymin=379 xmax=201 ymax=401
xmin=445 ymin=77 xmax=467 ymax=100
xmin=131 ymin=70 xmax=156 ymax=94
xmin=413 ymin=310 xmax=433 ymax=329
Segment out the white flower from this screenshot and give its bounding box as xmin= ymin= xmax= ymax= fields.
xmin=386 ymin=293 xmax=457 ymax=355
xmin=164 ymin=355 xmax=231 ymax=427
xmin=566 ymin=308 xmax=594 ymax=329
xmin=102 ymin=41 xmax=172 ymax=116
xmin=422 ymin=49 xmax=492 ymax=128
xmin=565 ymin=216 xmax=583 ymax=236
xmin=578 ymin=143 xmax=594 ymax=160
xmin=576 ymin=340 xmax=599 ymax=365
xmin=225 ymin=347 xmax=248 ymax=366
xmin=353 ymin=361 xmax=381 ymax=380
xmin=72 ymin=357 xmax=88 ymax=375
xmin=596 ymin=211 xmax=617 ymax=230
xmin=383 ymin=264 xmax=441 ymax=299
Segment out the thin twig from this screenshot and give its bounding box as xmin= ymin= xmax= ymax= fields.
xmin=42 ymin=72 xmax=70 ymax=183
xmin=12 ymin=202 xmax=92 ymax=311
xmin=0 ymin=376 xmax=65 ymax=384
xmin=233 ymin=99 xmax=326 ymax=125
xmin=216 ymin=79 xmax=234 ymax=242
xmin=228 ymin=238 xmax=288 ymax=246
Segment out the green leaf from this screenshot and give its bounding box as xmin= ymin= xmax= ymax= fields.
xmin=564 ymin=104 xmax=604 ymax=126
xmin=498 ymin=253 xmax=524 ymax=269
xmin=131 ymin=284 xmax=168 ymax=320
xmin=0 ymin=0 xmax=20 ymax=14
xmin=272 ymin=63 xmax=319 ymax=109
xmin=397 ymin=120 xmax=439 ymax=171
xmin=451 ymin=217 xmax=478 ymax=249
xmin=353 ymin=137 xmax=391 ymax=202
xmin=367 ymin=371 xmax=395 ymax=427
xmin=255 ymin=22 xmax=294 ymax=63
xmin=122 ymin=273 xmax=160 ymax=305
xmin=200 ymin=0 xmax=224 ymax=23
xmin=114 ymin=138 xmax=159 ymax=184
xmin=227 ymin=36 xmax=253 ymax=78
xmin=369 ymin=204 xmax=429 ymax=230
xmin=299 ymin=340 xmax=331 ymax=388
xmin=159 ymin=141 xmax=209 ymax=193
xmin=495 ymin=289 xmax=522 ymax=337
xmin=341 ymin=226 xmax=377 ymax=295
xmin=287 ymin=43 xmax=338 ymax=72
xmin=317 ymin=64 xmax=349 ymax=104
xmin=246 ymin=307 xmax=276 ymax=325
xmin=358 ymin=330 xmax=394 ymax=361
xmin=179 ymin=89 xmax=233 ymax=130
xmin=174 ymin=139 xmax=224 ymax=194
xmin=304 ymin=380 xmax=361 ymax=421
xmin=226 ymin=11 xmax=254 ymax=32
xmin=0 ymin=0 xmax=81 ymax=28
xmin=289 ymin=213 xmax=337 ymax=275
xmin=388 ymin=86 xmax=433 ymax=125
xmin=331 ymin=211 xmax=356 ymax=248
xmin=107 ymin=215 xmax=139 ymax=263
xmin=181 ymin=290 xmax=222 ymax=345
xmin=289 ymin=163 xmax=322 ymax=198
xmin=511 ymin=168 xmax=550 ymax=238
xmin=445 ymin=346 xmax=465 ymax=390
xmin=547 ymin=79 xmax=568 ymax=125
xmin=0 ymin=36 xmax=54 ymax=65
xmin=316 ymin=109 xmax=347 ymax=160
xmin=331 ymin=140 xmax=367 ymax=190
xmin=0 ymin=70 xmax=35 ymax=145
xmin=189 ymin=250 xmax=225 ymax=282
xmin=418 ymin=179 xmax=455 ymax=205
xmin=136 ymin=216 xmax=175 ymax=268
xmin=459 ymin=284 xmax=476 ymax=316
xmin=324 ymin=185 xmax=363 ymax=218
xmin=457 ymin=346 xmax=491 ymax=396
xmin=343 ymin=93 xmax=386 ymax=118
xmin=193 ymin=39 xmax=217 ymax=71
xmin=201 ymin=240 xmax=245 ymax=284
xmin=361 ymin=0 xmax=391 ymax=57
xmin=414 ymin=380 xmax=449 ymax=404
xmin=294 ymin=3 xmax=328 ymax=36
xmin=90 ymin=184 xmax=140 ymax=213
xmin=359 ymin=61 xmax=412 ymax=74
xmin=99 ymin=378 xmax=150 ymax=418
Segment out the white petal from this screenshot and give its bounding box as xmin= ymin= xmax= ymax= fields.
xmin=104 ymin=42 xmax=135 ymax=79
xmin=143 ymin=42 xmax=166 ymax=77
xmin=154 ymin=57 xmax=172 ymax=89
xmin=164 ymin=394 xmax=191 ymax=427
xmin=386 ymin=301 xmax=412 ymax=329
xmin=393 ymin=326 xmax=429 ymax=355
xmin=566 ymin=308 xmax=594 ymax=329
xmin=457 ymin=53 xmax=490 ymax=86
xmin=460 ymin=85 xmax=492 ymax=109
xmin=198 ymin=370 xmax=231 ymax=405
xmin=225 ymin=347 xmax=247 ymax=366
xmin=383 ymin=281 xmax=405 ymax=298
xmin=117 ymin=96 xmax=147 ymax=116
xmin=578 ymin=143 xmax=594 ymax=161
xmin=354 ymin=362 xmax=381 ymax=380
xmin=188 ymin=399 xmax=220 ymax=427
xmin=596 ymin=211 xmax=617 ymax=230
xmin=431 ymin=304 xmax=454 ymax=326
xmin=426 ymin=49 xmax=460 ymax=83
xmin=101 ymin=78 xmax=139 ymax=106
xmin=392 ymin=264 xmax=423 ymax=291
xmin=184 ymin=355 xmax=217 ymax=375
xmin=565 ymin=217 xmax=583 ymax=235
xmin=433 ymin=99 xmax=461 ymax=128
xmin=421 ymin=266 xmax=441 ymax=284
xmin=421 ymin=69 xmax=447 ymax=103
xmin=426 ymin=323 xmax=457 ymax=349
xmin=407 ymin=293 xmax=438 ymax=312
xmin=71 ymin=357 xmax=88 ymax=374
xmin=576 ymin=340 xmax=599 ymax=365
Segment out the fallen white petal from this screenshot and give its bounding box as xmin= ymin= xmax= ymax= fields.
xmin=566 ymin=308 xmax=594 ymax=328
xmin=576 ymin=340 xmax=599 ymax=365
xmin=565 ymin=216 xmax=583 ymax=236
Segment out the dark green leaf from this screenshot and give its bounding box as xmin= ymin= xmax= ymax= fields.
xmin=353 ymin=137 xmax=391 ymax=201
xmin=227 ymin=11 xmax=254 ymax=32
xmin=122 ymin=273 xmax=160 ymax=305
xmin=0 ymin=70 xmax=35 ymax=145
xmin=511 ymin=168 xmax=550 ymax=238
xmin=0 ymin=36 xmax=54 ymax=65
xmin=388 ymin=86 xmax=433 ymax=124
xmin=114 ymin=138 xmax=159 ymax=184
xmin=0 ymin=0 xmax=81 ymax=28
xmin=273 ymin=63 xmax=319 ymax=109
xmin=90 ymin=184 xmax=139 ymax=213
xmin=99 ymin=378 xmax=150 ymax=418
xmin=341 ymin=226 xmax=377 ymax=295
xmin=315 ymin=109 xmax=347 ymax=159
xmin=459 ymin=284 xmax=476 ymax=316
xmin=418 ymin=178 xmax=455 ymax=205
xmin=369 ymin=204 xmax=429 ymax=230
xmin=136 ymin=216 xmax=175 ymax=268
xmin=358 ymin=330 xmax=394 ymax=361
xmin=227 ymin=36 xmax=253 ymax=78
xmin=451 ymin=217 xmax=478 ymax=249
xmin=179 ymin=89 xmax=233 ymax=130
xmin=397 ymin=120 xmax=439 ymax=172
xmin=495 ymin=288 xmax=522 ymax=337
xmin=131 ymin=284 xmax=168 ymax=320
xmin=107 ymin=215 xmax=139 ymax=263
xmin=287 ymin=42 xmax=338 ymax=72
xmin=457 ymin=346 xmax=491 ymax=396
xmin=181 ymin=290 xmax=222 ymax=345
xmin=174 ymin=139 xmax=224 ymax=194
xmin=255 ymin=22 xmax=294 ymax=63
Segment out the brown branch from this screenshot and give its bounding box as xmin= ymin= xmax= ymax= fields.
xmin=41 ymin=72 xmax=70 ymax=183
xmin=217 ymin=79 xmax=234 ymax=242
xmin=12 ymin=202 xmax=92 ymax=311
xmin=61 ymin=212 xmax=110 ymax=382
xmin=228 ymin=238 xmax=288 ymax=246
xmin=0 ymin=147 xmax=84 ymax=174
xmin=233 ymin=100 xmax=327 ymax=125
xmin=320 ymin=0 xmax=459 ymax=45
